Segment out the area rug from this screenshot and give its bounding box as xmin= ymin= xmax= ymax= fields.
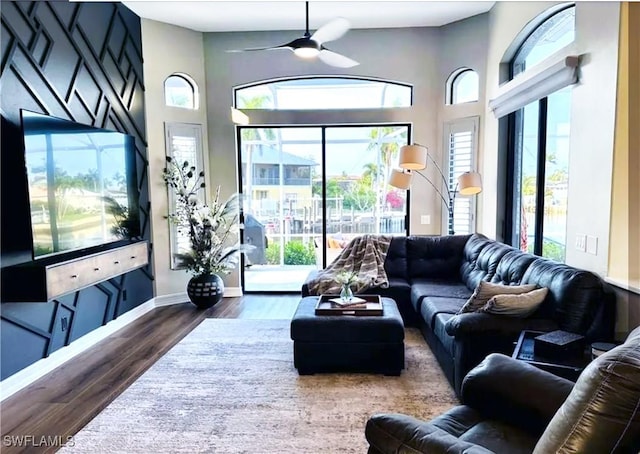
xmin=61 ymin=319 xmax=458 ymax=453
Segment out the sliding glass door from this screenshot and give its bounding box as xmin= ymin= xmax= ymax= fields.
xmin=239 ymin=124 xmax=408 ymax=292
xmin=323 ymin=126 xmax=408 ymax=265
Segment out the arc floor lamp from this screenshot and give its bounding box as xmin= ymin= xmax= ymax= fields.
xmin=388 ymin=143 xmax=482 ymax=235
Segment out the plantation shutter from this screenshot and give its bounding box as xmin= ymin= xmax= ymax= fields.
xmin=165 ymin=123 xmax=205 ymax=269
xmin=445 ymin=117 xmax=478 ymax=235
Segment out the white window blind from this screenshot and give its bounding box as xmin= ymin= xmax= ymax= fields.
xmin=164 ymin=122 xmax=205 ymax=269
xmin=489 ymin=56 xmax=579 ymax=118
xmin=445 ymin=118 xmax=479 ymax=235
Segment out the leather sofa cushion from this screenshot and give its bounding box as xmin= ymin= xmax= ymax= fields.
xmin=430 ymin=405 xmax=485 ymax=437
xmin=383 ymin=237 xmax=408 ymax=280
xmin=472 ymin=241 xmax=513 ymax=279
xmin=431 ymin=406 xmax=539 ymax=453
xmin=533 ymin=326 xmax=640 ymax=454
xmin=411 ymin=280 xmax=471 ymax=314
xmin=489 ymin=250 xmax=538 ymax=285
xmin=459 ymin=233 xmax=493 ymax=290
xmin=411 ymin=279 xmax=472 ymax=298
xmin=430 ymin=405 xmax=540 ymax=453
xmin=407 ymin=235 xmax=471 ymax=280
xmin=458 ymin=420 xmax=538 ymax=454
xmin=432 ymin=313 xmax=455 ymax=356
xmin=522 ymin=259 xmax=614 ymax=338
xmin=419 ymin=296 xmax=464 ymax=328
xmin=366 ymin=413 xmax=494 ymax=454
xmin=373 ymin=278 xmax=411 ymax=309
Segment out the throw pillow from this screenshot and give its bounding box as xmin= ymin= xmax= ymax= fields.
xmin=479 ymin=287 xmax=549 ymax=318
xmin=458 ymin=281 xmax=537 ymax=314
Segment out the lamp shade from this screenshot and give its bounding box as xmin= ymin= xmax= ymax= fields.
xmin=399 ymin=144 xmax=427 ymax=170
xmin=388 ymin=169 xmax=412 ymax=190
xmin=458 ymin=171 xmax=482 ymax=195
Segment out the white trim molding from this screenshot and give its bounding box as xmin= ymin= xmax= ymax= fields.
xmin=223 ymin=287 xmax=243 ymax=298
xmin=154 ymin=292 xmax=189 ymax=307
xmin=489 ymin=55 xmax=580 ymax=118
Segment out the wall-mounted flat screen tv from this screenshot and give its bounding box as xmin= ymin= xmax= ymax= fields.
xmin=21 ymin=110 xmax=141 ymax=258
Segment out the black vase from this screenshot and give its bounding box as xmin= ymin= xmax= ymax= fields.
xmin=187 ymin=274 xmax=224 ymax=309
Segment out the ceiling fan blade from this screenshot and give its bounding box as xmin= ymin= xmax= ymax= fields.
xmin=311 ymin=17 xmax=350 ymax=44
xmin=226 ymin=45 xmax=290 ymax=53
xmin=318 ymin=49 xmax=359 ymax=68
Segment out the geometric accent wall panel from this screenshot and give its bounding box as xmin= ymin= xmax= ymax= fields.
xmin=0 ymin=1 xmax=152 ymax=380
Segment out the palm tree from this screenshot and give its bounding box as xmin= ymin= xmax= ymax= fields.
xmin=362 ymin=162 xmax=382 ymax=190
xmin=238 ymin=95 xmax=276 ymax=215
xmin=366 ymin=126 xmax=407 ymax=232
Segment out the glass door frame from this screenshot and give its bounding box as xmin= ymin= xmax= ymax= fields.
xmin=236 ymin=123 xmax=412 ymax=293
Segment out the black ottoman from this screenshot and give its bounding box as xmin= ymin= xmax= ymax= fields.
xmin=290 ymin=296 xmax=405 ymax=375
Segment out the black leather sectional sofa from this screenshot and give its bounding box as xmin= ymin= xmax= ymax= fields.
xmin=301 ymin=233 xmax=616 ymax=396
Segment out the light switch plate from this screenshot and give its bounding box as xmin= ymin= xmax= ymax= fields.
xmin=575 ymin=234 xmax=587 ymax=252
xmin=420 ymin=215 xmax=431 ymax=225
xmin=586 ymin=236 xmax=598 ymax=255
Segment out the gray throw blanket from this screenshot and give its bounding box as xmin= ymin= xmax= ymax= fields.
xmin=308 ymin=234 xmax=392 ymax=295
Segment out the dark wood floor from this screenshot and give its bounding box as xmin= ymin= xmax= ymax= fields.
xmin=0 ymin=294 xmax=300 ymax=454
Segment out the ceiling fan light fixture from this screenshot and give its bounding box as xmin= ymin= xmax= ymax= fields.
xmin=227 ymin=1 xmax=356 ymax=67
xmin=293 ymin=43 xmax=320 ymax=59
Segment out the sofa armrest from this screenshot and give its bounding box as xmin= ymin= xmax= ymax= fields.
xmin=365 ymin=413 xmax=494 ymax=454
xmin=444 ymin=312 xmax=558 ymax=337
xmin=461 ymin=353 xmax=573 ymax=435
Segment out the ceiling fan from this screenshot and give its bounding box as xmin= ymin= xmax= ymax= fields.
xmin=227 ymin=2 xmax=359 ymax=68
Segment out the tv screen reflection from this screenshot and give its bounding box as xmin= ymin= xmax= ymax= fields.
xmin=21 ymin=111 xmax=139 ymax=258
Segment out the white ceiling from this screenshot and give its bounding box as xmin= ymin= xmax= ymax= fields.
xmin=120 ymin=1 xmax=495 ymax=32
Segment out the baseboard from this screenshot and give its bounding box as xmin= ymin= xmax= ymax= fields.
xmin=154 ymin=292 xmax=189 ymax=307
xmin=155 ymin=287 xmax=242 ymax=305
xmin=0 ymin=298 xmax=156 ymax=402
xmin=224 ymin=287 xmax=243 ymax=297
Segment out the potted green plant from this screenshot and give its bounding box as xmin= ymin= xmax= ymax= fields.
xmin=163 ymin=156 xmax=254 ymax=309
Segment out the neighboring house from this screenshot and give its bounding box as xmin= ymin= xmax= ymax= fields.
xmin=242 ymin=144 xmax=316 ymax=219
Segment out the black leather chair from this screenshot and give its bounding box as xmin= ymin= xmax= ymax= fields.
xmin=365 ymin=326 xmax=640 ymax=454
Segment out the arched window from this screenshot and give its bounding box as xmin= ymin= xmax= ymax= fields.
xmin=505 ymin=4 xmax=576 ymax=262
xmin=164 ymin=74 xmax=198 ymax=109
xmin=446 ymin=68 xmax=479 ymax=105
xmin=511 ymin=5 xmax=575 ymax=78
xmin=234 ymin=77 xmax=412 ymax=110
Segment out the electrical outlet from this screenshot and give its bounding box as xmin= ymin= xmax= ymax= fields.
xmin=586 ymin=236 xmax=598 ymax=255
xmin=420 ymin=215 xmax=431 ymax=225
xmin=575 ymin=234 xmax=586 ymax=252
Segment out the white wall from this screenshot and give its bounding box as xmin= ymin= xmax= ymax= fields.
xmin=202 ymin=26 xmax=449 ymax=288
xmin=437 ymin=14 xmax=489 ymax=231
xmin=140 ymin=19 xmax=210 ymax=296
xmin=140 ymin=2 xmax=621 ymax=296
xmin=482 ymin=2 xmax=620 ymax=278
